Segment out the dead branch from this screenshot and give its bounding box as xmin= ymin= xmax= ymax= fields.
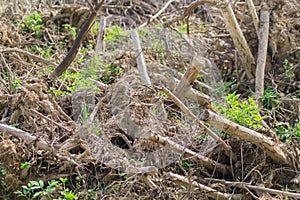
xmin=164 ymin=172 xmax=246 ymax=200
xmin=50 ymin=0 xmax=105 ymax=78
xmin=176 ymin=71 xmax=214 ymax=92
xmin=160 ymin=86 xmax=237 ymax=162
xmin=0 ymin=123 xmax=80 ymax=166
xmin=200 ymin=110 xmax=292 ymax=165
xmin=246 ymin=0 xmax=259 ymax=37
xmin=164 ymin=0 xmax=217 ymax=27
xmin=0 ymin=123 xmax=51 ymax=151
xmin=255 ymin=3 xmax=270 ymax=99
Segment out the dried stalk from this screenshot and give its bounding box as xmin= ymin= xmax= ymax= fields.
xmin=164 ymin=0 xmax=217 ymax=27
xmin=174 ymin=56 xmax=205 ymax=99
xmin=131 ymin=29 xmax=151 ymax=85
xmin=219 ymin=0 xmax=256 ymax=81
xmin=0 ymin=47 xmax=57 ymax=67
xmin=29 ymin=109 xmax=72 ymax=132
xmin=95 ymin=16 xmax=106 ymax=52
xmin=255 ymin=3 xmax=270 ymax=99
xmin=246 ymin=0 xmax=259 ymax=37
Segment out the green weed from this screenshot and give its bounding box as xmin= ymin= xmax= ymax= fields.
xmin=20 ymin=12 xmax=42 ymax=35
xmin=212 ymin=93 xmax=264 ymax=129
xmin=0 ymin=165 xmax=7 ymax=188
xmin=15 ymin=178 xmax=78 ymax=200
xmin=28 ymin=45 xmax=52 ymax=59
xmin=259 ymin=87 xmax=281 ymax=110
xmin=20 ymin=162 xmax=30 ymax=169
xmin=49 ymin=57 xmax=101 ymax=96
xmin=104 ymin=25 xmax=128 ymax=44
xmin=283 ymin=59 xmax=296 ymax=81
xmin=100 ymin=64 xmax=123 ymax=84
xmin=274 ymin=122 xmax=300 ymax=142
xmin=62 ymin=24 xmax=77 ymax=39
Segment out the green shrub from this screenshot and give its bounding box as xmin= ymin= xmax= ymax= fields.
xmin=213 ymin=93 xmax=264 ymax=129
xmin=20 ymin=12 xmax=42 ymax=35
xmin=259 ymin=87 xmax=281 ymax=110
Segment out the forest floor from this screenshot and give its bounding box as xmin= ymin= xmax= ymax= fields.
xmin=0 ymin=0 xmax=299 ymax=199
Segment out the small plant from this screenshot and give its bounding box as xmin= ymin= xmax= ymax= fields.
xmin=2 ymin=71 xmax=21 ymax=90
xmin=20 ymin=162 xmax=30 ymax=169
xmin=15 ymin=180 xmax=48 ymax=199
xmin=15 ymin=178 xmax=78 ymax=200
xmin=274 ymin=122 xmax=300 ymax=142
xmin=49 ymin=59 xmax=100 ymax=96
xmin=295 ymin=123 xmax=300 ymax=137
xmin=212 ymin=93 xmax=264 ymax=129
xmin=0 ymin=165 xmax=7 ymax=188
xmin=174 ymin=160 xmax=194 ymax=172
xmin=28 ymin=45 xmax=53 ymax=59
xmin=104 ymin=25 xmax=128 ymax=44
xmin=20 ymin=12 xmax=42 ymax=35
xmin=283 ymin=59 xmax=296 ymax=81
xmin=150 ymin=42 xmax=166 ymax=63
xmin=259 ymin=87 xmax=282 ymax=110
xmin=100 ymin=64 xmax=123 ymax=84
xmin=181 ymin=160 xmax=194 ymax=172
xmin=274 ymin=123 xmax=293 ymax=142
xmin=176 ymin=24 xmax=188 ymax=33
xmin=62 ymin=24 xmax=77 ymax=39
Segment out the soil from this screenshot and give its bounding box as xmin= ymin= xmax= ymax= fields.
xmin=0 ymin=0 xmax=299 ymax=199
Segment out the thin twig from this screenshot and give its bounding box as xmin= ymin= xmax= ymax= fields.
xmin=159 ymin=86 xmax=237 ymax=161
xmin=207 ymin=178 xmax=300 ymax=199
xmin=164 ymin=172 xmax=244 ymax=200
xmin=0 ymin=53 xmax=13 ymax=93
xmin=138 ymin=0 xmax=180 ymax=29
xmin=30 ymin=109 xmax=72 ymax=132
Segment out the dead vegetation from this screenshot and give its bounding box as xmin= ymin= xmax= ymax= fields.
xmin=0 ymin=0 xmax=299 ymax=199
